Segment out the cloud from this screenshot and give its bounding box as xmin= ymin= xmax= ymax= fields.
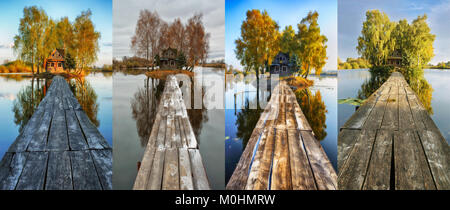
xmin=113 ymin=0 xmax=225 ymax=61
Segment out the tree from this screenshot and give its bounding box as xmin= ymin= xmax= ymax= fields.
xmin=297 ymin=11 xmax=328 ymax=78
xmin=235 ymin=9 xmax=280 ymax=79
xmin=131 ymin=10 xmax=161 ymax=70
xmin=357 ymin=10 xmax=396 ymax=67
xmin=176 ymin=51 xmax=187 ymax=69
xmin=168 ymin=18 xmax=186 ymax=53
xmin=73 ymin=9 xmax=100 ymax=71
xmin=185 ymin=13 xmax=210 ymax=71
xmin=13 ymin=6 xmax=48 ymax=75
xmin=55 ymin=17 xmax=74 ymax=53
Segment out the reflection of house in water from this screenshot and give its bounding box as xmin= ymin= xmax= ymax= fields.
xmin=44 ymin=49 xmax=65 ymax=72
xmin=159 ymin=48 xmax=178 ymax=69
xmin=387 ymin=49 xmax=402 ymax=67
xmin=270 ymin=52 xmax=296 ymax=76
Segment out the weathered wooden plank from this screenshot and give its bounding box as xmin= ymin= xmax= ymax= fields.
xmin=301 ymin=130 xmax=337 ymax=190
xmin=90 ymin=149 xmax=113 ymax=190
xmin=47 ymin=108 xmax=69 ymax=151
xmin=16 ymin=152 xmax=48 ymax=190
xmin=394 ymin=130 xmax=436 ymax=190
xmin=162 ymin=148 xmax=179 ymax=190
xmin=66 ymin=109 xmax=89 ymax=150
xmin=271 ymin=129 xmax=292 ymax=190
xmin=418 ymin=130 xmax=450 ymax=190
xmin=27 ymin=96 xmax=55 ymax=151
xmin=287 ymin=129 xmax=316 ymax=190
xmin=338 ymin=129 xmax=377 ymax=190
xmin=147 ymin=149 xmax=165 ymax=190
xmin=45 ymin=151 xmax=73 ymax=190
xmin=70 ymin=150 xmax=103 ymax=190
xmin=189 ymin=149 xmax=210 ymax=190
xmin=246 ymin=128 xmax=275 ymax=190
xmin=363 ymin=129 xmax=393 ymax=190
xmin=398 ymin=94 xmax=416 ymax=130
xmin=75 ymin=110 xmax=110 ymax=149
xmin=380 ymin=94 xmax=398 ymax=130
xmin=179 ymin=148 xmax=194 ymax=190
xmin=341 ymin=95 xmax=377 ymax=129
xmin=0 ymin=152 xmax=28 ymax=190
xmin=337 ymin=129 xmax=360 ymax=171
xmin=361 ymin=94 xmax=388 ymax=130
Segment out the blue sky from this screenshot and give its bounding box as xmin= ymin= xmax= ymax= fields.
xmin=0 ymin=0 xmax=112 ymax=66
xmin=226 ymin=0 xmax=338 ymax=71
xmin=339 ymin=0 xmax=450 ymax=64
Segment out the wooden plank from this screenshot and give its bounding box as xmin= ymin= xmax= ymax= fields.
xmin=16 ymin=152 xmax=48 ymax=190
xmin=47 ymin=108 xmax=69 ymax=151
xmin=301 ymin=130 xmax=337 ymax=190
xmin=66 ymin=109 xmax=89 ymax=150
xmin=270 ymin=129 xmax=292 ymax=190
xmin=338 ymin=129 xmax=377 ymax=190
xmin=147 ymin=148 xmax=165 ymax=190
xmin=70 ymin=150 xmax=103 ymax=190
xmin=0 ymin=152 xmax=28 ymax=190
xmin=341 ymin=95 xmax=377 ymax=129
xmin=162 ymin=148 xmax=179 ymax=190
xmin=363 ymin=129 xmax=393 ymax=190
xmin=338 ymin=129 xmax=360 ymax=171
xmin=90 ymin=149 xmax=113 ymax=190
xmin=361 ymin=94 xmax=388 ymax=130
xmin=418 ymin=130 xmax=450 ymax=190
xmin=164 ymin=100 xmax=174 ymax=148
xmin=380 ymin=94 xmax=398 ymax=130
xmin=189 ymin=149 xmax=210 ymax=190
xmin=75 ymin=110 xmax=110 ymax=149
xmin=287 ymin=129 xmax=316 ymax=190
xmin=394 ymin=130 xmax=436 ymax=190
xmin=246 ymin=128 xmax=275 ymax=190
xmin=407 ymin=94 xmax=427 ymax=131
xmin=27 ymin=96 xmax=55 ymax=151
xmin=398 ymin=94 xmax=416 ymax=130
xmin=45 ymin=151 xmax=73 ymax=190
xmin=179 ymin=148 xmax=194 ymax=190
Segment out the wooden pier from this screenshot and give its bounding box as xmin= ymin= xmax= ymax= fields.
xmin=338 ymin=72 xmax=449 ymax=190
xmin=227 ymin=81 xmax=337 ymax=190
xmin=133 ymin=75 xmax=210 ymax=190
xmin=0 ymin=76 xmax=112 ymax=190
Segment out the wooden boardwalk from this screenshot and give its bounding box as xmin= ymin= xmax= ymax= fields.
xmin=227 ymin=81 xmax=337 ymax=190
xmin=133 ymin=75 xmax=210 ymax=190
xmin=338 ymin=72 xmax=450 ymax=190
xmin=0 ymin=76 xmax=112 ymax=190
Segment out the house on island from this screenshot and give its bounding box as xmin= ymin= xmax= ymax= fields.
xmin=44 ymin=49 xmax=65 ymax=72
xmin=159 ymin=48 xmax=178 ymax=70
xmin=387 ymin=49 xmax=402 ymax=67
xmin=270 ymin=52 xmax=297 ymax=76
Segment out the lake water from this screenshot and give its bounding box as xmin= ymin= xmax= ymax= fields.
xmin=0 ymin=72 xmax=113 ymax=159
xmin=225 ymin=74 xmax=338 ymax=184
xmin=338 ymin=69 xmax=450 ymax=144
xmin=112 ymin=67 xmax=225 ymax=190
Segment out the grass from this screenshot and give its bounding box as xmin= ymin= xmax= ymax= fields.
xmin=145 ymin=69 xmax=195 ymax=79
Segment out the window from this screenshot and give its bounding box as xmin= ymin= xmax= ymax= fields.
xmin=274 ymin=66 xmax=279 ymax=73
xmin=58 ymin=63 xmax=62 ymax=67
xmin=171 ymin=60 xmax=175 ymax=66
xmin=51 ymin=63 xmax=54 ymax=67
xmin=282 ymin=66 xmax=287 ymax=72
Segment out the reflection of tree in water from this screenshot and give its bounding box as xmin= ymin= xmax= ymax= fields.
xmin=236 ymin=99 xmax=264 ymax=149
xmin=357 ymin=69 xmax=433 ymax=114
xmin=295 ymin=88 xmax=327 ymax=141
xmin=357 ymin=70 xmax=390 ymax=100
xmin=185 ymin=79 xmax=208 ymax=143
xmin=69 ymin=77 xmax=99 ymax=126
xmin=12 ymin=78 xmax=45 ymax=132
xmin=131 ymin=77 xmax=164 ymax=147
xmin=402 ymin=69 xmax=433 ymax=114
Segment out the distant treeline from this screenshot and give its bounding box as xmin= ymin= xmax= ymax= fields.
xmin=338 ymin=57 xmax=371 ymax=70
xmin=427 ymin=61 xmax=450 ymax=69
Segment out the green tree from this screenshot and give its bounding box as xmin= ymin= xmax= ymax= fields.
xmin=357 ymin=10 xmax=396 ymax=67
xmin=297 ymin=11 xmax=328 ymax=78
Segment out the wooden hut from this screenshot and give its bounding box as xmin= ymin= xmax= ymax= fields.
xmin=44 ymin=49 xmax=65 ymax=72
xmin=159 ymin=48 xmax=178 ymax=70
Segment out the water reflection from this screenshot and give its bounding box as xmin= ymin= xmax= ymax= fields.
xmin=295 ymin=88 xmax=327 ymax=141
xmin=235 ymin=99 xmax=264 ymax=149
xmin=355 ymin=70 xmax=433 ymax=114
xmin=10 ymin=75 xmax=101 ymax=132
